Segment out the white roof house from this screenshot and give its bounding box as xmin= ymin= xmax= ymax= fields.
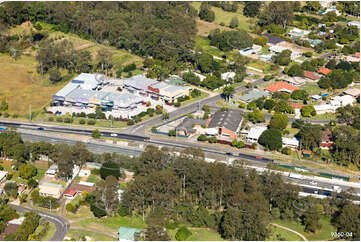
xmin=348 ymin=21 xmax=360 ymax=29
xmin=221 ymin=72 xmax=236 ymax=81
xmin=247 ymin=126 xmax=267 ymax=143
xmin=39 ymin=182 xmax=63 ymax=199
xmin=269 ymin=45 xmax=288 ymax=53
xmin=314 ymin=104 xmax=338 ymax=114
xmin=311 ymin=95 xmax=322 ymax=100
xmin=282 ymin=137 xmax=299 ymax=148
xmin=79 ymin=169 xmax=91 ymax=177
xmin=78 ymin=181 xmax=95 ymax=187
xmin=46 ymin=164 xmax=58 ymax=176
xmin=8 ymin=217 xmax=25 ymax=225
xmin=288 ymin=27 xmax=310 ymax=38
xmin=330 ymin=95 xmax=354 ymax=107
xmin=0 ymin=171 xmax=8 ymax=182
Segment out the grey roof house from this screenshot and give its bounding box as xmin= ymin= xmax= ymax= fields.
xmin=239 ymin=89 xmax=269 ymax=103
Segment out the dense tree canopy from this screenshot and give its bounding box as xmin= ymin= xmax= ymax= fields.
xmin=258 ymin=129 xmax=282 ymax=150
xmin=0 ymin=2 xmax=197 ymax=62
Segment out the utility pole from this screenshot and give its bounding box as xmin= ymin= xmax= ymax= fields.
xmin=29 ymin=104 xmax=31 ymax=122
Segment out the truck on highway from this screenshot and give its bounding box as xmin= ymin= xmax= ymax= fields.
xmin=289 ymin=173 xmax=302 ymax=179
xmin=0 ymin=127 xmax=5 ymax=132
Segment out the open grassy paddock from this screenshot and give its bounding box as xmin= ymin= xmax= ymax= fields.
xmin=191 ymin=2 xmax=252 ymax=31
xmin=267 ymin=225 xmax=304 ymax=241
xmin=168 ymin=227 xmax=224 ymax=241
xmin=273 ymin=216 xmax=337 ymax=241
xmin=66 ymin=229 xmax=116 ymax=241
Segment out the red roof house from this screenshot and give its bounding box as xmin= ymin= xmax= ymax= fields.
xmin=288 ymin=102 xmax=304 ymax=110
xmin=304 ymin=71 xmax=321 ymax=81
xmin=320 ymin=129 xmax=334 ymax=149
xmin=354 ymin=52 xmax=360 ymax=58
xmin=318 ymin=67 xmax=331 ymax=75
xmin=64 ymin=189 xmax=77 ymax=198
xmin=265 ymin=81 xmax=300 ymax=93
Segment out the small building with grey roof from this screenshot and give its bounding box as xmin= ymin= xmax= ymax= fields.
xmin=239 ymin=89 xmax=270 ymax=103
xmin=176 ymin=117 xmax=206 ymax=136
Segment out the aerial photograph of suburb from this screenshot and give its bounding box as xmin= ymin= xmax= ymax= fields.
xmin=0 ymin=0 xmax=360 ymax=241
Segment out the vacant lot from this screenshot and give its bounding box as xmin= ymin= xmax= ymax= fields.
xmin=191 ymin=2 xmax=252 ymax=31
xmin=168 ymin=227 xmax=224 ymax=241
xmin=0 ymin=54 xmax=67 ymax=116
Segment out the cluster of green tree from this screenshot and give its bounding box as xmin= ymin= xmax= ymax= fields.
xmin=208 ymin=2 xmax=238 ymax=13
xmin=199 ymin=3 xmax=215 ymax=22
xmin=272 ymin=50 xmax=291 ymax=66
xmin=121 ymin=145 xmax=302 ymax=240
xmin=243 ymin=1 xmax=262 ymax=18
xmin=299 ymin=58 xmax=326 ymax=73
xmin=30 ymin=189 xmax=59 ymax=209
xmin=4 ymin=211 xmax=41 ymax=241
xmin=36 ymin=39 xmax=93 ymax=80
xmin=336 ymin=104 xmax=360 ymax=130
xmin=293 ymin=118 xmax=360 ymax=168
xmin=303 ymin=1 xmax=322 ymax=13
xmin=338 ymin=1 xmax=360 ymax=16
xmin=120 ymin=146 xmax=360 ymax=240
xmin=248 ymin=97 xmax=294 ymax=114
xmin=257 ymin=2 xmax=298 ymax=28
xmin=0 ymin=129 xmax=29 ymax=162
xmin=208 ymin=29 xmax=253 ymax=51
xmin=0 ymin=2 xmax=197 ymax=62
xmin=318 ymin=69 xmax=355 ymax=90
xmin=0 ymin=202 xmax=19 ymax=235
xmin=143 ymin=58 xmax=185 ymax=81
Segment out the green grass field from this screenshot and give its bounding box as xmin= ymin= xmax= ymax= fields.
xmin=40 ymin=222 xmax=56 ymax=241
xmin=86 ymin=174 xmax=101 ymax=184
xmin=73 ymin=215 xmax=147 ymax=230
xmin=300 ymin=82 xmax=322 ymax=95
xmin=67 ymin=229 xmax=116 ymax=241
xmin=273 ymin=216 xmax=337 ymax=241
xmin=168 ymin=227 xmax=224 ymax=241
xmin=194 ymin=36 xmax=224 ymax=58
xmin=267 ymin=225 xmax=304 ymax=241
xmin=191 ymin=2 xmax=251 ymax=31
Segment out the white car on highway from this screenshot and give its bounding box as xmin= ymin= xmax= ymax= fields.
xmin=310 ymin=181 xmax=318 ymax=186
xmin=110 ymin=133 xmax=118 ymax=137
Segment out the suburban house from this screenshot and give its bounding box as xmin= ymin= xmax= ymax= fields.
xmin=221 ymin=72 xmax=236 ymax=81
xmin=64 ymin=189 xmax=77 ymax=199
xmin=148 ymin=81 xmax=191 ymax=103
xmin=118 ymin=227 xmax=142 ymax=241
xmin=45 ymin=164 xmax=58 ymax=177
xmin=239 ymin=44 xmax=262 ymax=56
xmin=344 ymin=88 xmax=360 ymax=97
xmin=311 ymin=94 xmax=322 ymax=101
xmin=261 ymin=33 xmax=285 ymax=46
xmin=321 ymin=5 xmax=340 ymax=16
xmin=288 ymin=27 xmax=310 ymax=39
xmin=205 ymin=109 xmax=243 ymax=140
xmin=246 ymin=126 xmax=267 ymax=143
xmin=65 ymin=181 xmax=96 ymax=196
xmin=318 ymin=67 xmax=331 ymax=76
xmin=239 ymin=88 xmax=270 ymax=103
xmin=0 ymin=217 xmax=25 ymax=241
xmin=79 ymin=169 xmax=91 ymax=177
xmin=282 ymin=137 xmax=299 ymax=149
xmin=39 ymin=182 xmax=63 ymax=199
xmin=330 ymin=95 xmax=354 ymax=107
xmin=320 ymin=129 xmax=334 ymax=149
xmin=314 ymin=104 xmax=338 ymax=114
xmin=307 ymin=39 xmax=323 ymax=47
xmin=303 ymin=71 xmax=321 ymax=81
xmin=17 ymin=184 xmax=26 ymax=195
xmin=176 ymin=117 xmax=206 ymax=136
xmin=283 ymin=76 xmax=308 ymax=86
xmin=265 ymin=81 xmax=300 ymax=93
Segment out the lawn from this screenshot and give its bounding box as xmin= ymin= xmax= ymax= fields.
xmin=273 ymin=216 xmax=337 ymax=241
xmin=34 ymin=168 xmax=46 ymax=181
xmin=267 ymin=225 xmax=304 ymax=241
xmin=74 ymin=215 xmax=147 ymax=230
xmin=168 ymin=227 xmax=224 ymax=241
xmin=300 ymin=82 xmax=322 ymax=95
xmin=191 ymin=2 xmax=251 ymax=31
xmin=40 ymin=222 xmax=56 ymax=241
xmin=119 ymin=182 xmax=127 ymax=190
xmin=65 ymin=206 xmax=94 ymax=220
xmin=310 ymin=112 xmax=337 ymax=121
xmin=194 ymin=36 xmax=224 ymax=58
xmin=285 ymin=128 xmax=300 ymax=136
xmin=67 ymin=229 xmax=116 ymax=241
xmin=86 ymin=174 xmax=101 ymax=184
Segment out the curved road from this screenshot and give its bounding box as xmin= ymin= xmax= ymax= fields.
xmin=271 ymin=223 xmax=308 ymax=241
xmin=10 ymin=204 xmax=70 ymax=241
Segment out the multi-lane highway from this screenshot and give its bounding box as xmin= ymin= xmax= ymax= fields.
xmin=10 ymin=204 xmax=70 ymax=241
